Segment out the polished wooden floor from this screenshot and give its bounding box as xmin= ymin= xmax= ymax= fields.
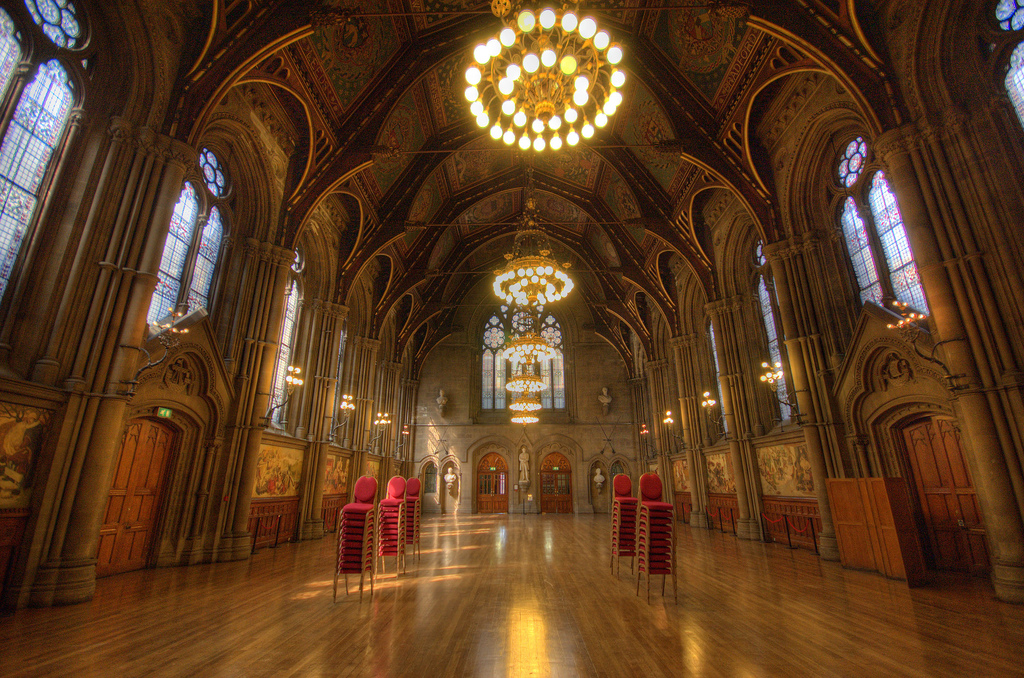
xmin=2 ymin=514 xmax=1023 ymax=677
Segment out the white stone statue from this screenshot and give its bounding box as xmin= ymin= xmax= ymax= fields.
xmin=444 ymin=467 xmax=457 ymax=491
xmin=436 ymin=388 xmax=448 ymax=416
xmin=598 ymin=386 xmax=612 ymax=415
xmin=593 ymin=466 xmax=606 ymax=493
xmin=518 ymin=446 xmax=530 ymax=483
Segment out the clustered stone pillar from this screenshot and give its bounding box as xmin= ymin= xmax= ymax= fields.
xmin=629 ymin=375 xmax=651 ymax=471
xmin=878 ymin=119 xmax=1024 ymax=602
xmin=706 ymin=298 xmax=759 ymax=540
xmin=23 ymin=124 xmax=195 ymax=606
xmin=344 ymin=336 xmax=380 ymax=475
xmin=294 ymin=301 xmax=347 ymax=540
xmin=645 ymin=358 xmax=674 ymax=501
xmin=764 ymin=237 xmax=841 ymax=561
xmin=671 ymin=334 xmax=708 ymax=528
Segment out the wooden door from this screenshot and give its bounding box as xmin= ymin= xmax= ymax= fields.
xmin=901 ymin=417 xmax=989 ymax=573
xmin=477 ymin=452 xmax=508 ymax=514
xmin=540 ymin=452 xmax=572 ymax=513
xmin=97 ymin=419 xmax=175 ymax=577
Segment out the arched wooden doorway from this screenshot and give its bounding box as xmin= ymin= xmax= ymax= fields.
xmin=97 ymin=418 xmax=176 ymax=577
xmin=540 ymin=452 xmax=572 ymax=513
xmin=898 ymin=416 xmax=989 ymax=573
xmin=477 ymin=452 xmax=508 ymax=514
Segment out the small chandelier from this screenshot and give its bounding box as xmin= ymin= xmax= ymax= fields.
xmin=507 ymin=366 xmax=545 ymax=393
xmin=509 ymin=392 xmax=543 ymax=413
xmin=492 ymin=176 xmax=574 ymax=307
xmin=467 ymin=6 xmax=625 ymax=151
xmin=511 ymin=412 xmax=540 ymax=424
xmin=505 ymin=332 xmax=558 ymax=365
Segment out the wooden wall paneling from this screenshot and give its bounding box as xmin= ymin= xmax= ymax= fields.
xmin=707 ymin=494 xmax=739 ymax=533
xmin=676 ymin=491 xmax=692 ymax=524
xmin=247 ymin=497 xmax=300 ymax=550
xmin=761 ymin=497 xmax=820 ymax=551
xmin=827 ymin=479 xmax=878 ymax=571
xmin=0 ymin=509 xmax=29 ymax=600
xmin=321 ymin=494 xmax=348 ymax=533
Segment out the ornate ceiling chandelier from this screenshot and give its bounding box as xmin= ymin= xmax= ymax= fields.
xmin=492 ymin=175 xmax=574 ymax=307
xmin=511 ymin=411 xmax=540 ymax=424
xmin=507 ymin=365 xmax=545 ymax=393
xmin=505 ymin=333 xmax=558 ymax=365
xmin=509 ymin=392 xmax=542 ymax=413
xmin=466 ymin=5 xmax=625 ymax=151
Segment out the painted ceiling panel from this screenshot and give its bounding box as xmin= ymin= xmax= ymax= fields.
xmin=652 ymin=8 xmax=748 ymax=103
xmin=620 ymin=81 xmax=683 ymax=192
xmin=372 ymin=88 xmax=428 ymax=194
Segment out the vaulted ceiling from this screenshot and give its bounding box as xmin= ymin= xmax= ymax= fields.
xmin=171 ymin=0 xmax=897 ymax=369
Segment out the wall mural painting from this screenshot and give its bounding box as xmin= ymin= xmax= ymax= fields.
xmin=324 ymin=454 xmax=351 ymax=496
xmin=652 ymin=8 xmax=746 ymax=100
xmin=622 ymin=84 xmax=682 ymax=191
xmin=371 ymin=90 xmax=425 ymax=193
xmin=705 ymin=452 xmax=736 ymax=494
xmin=756 ymin=444 xmax=815 ymax=498
xmin=253 ymin=445 xmax=304 ymax=498
xmin=305 ymin=7 xmax=401 ymax=112
xmin=672 ymin=458 xmax=688 ymax=493
xmin=0 ymin=403 xmax=52 ymax=509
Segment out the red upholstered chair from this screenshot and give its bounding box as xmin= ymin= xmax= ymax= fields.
xmin=636 ymin=472 xmax=677 ymax=603
xmin=405 ymin=477 xmax=422 ymax=559
xmin=610 ymin=474 xmax=638 ymax=575
xmin=377 ymin=476 xmax=407 ymax=575
xmin=334 ymin=476 xmax=378 ymax=601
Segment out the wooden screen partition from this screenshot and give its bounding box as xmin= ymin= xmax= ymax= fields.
xmin=707 ymin=494 xmax=738 ymax=533
xmin=247 ymin=497 xmax=299 ymax=550
xmin=675 ymin=492 xmax=692 ymax=524
xmin=827 ymin=478 xmax=926 ymax=586
xmin=322 ymin=494 xmax=348 ymax=533
xmin=762 ymin=497 xmax=820 ymax=551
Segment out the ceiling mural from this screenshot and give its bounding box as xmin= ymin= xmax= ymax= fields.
xmin=588 ymin=227 xmax=622 ymax=269
xmin=455 ymin=191 xmax=517 ymax=228
xmin=428 ymin=227 xmax=456 ymax=269
xmin=532 ymin=146 xmax=601 ymax=191
xmin=409 ymin=172 xmax=444 ymax=224
xmin=444 ymin=140 xmax=515 ymax=192
xmin=652 ymin=8 xmax=748 ymax=102
xmin=600 ymin=170 xmax=642 ymax=225
xmin=428 ymin=51 xmax=471 ymax=129
xmin=408 ymin=0 xmax=485 ymax=31
xmin=619 ymin=82 xmax=683 ymax=192
xmin=533 ymin=192 xmax=590 ymax=234
xmin=371 ymin=89 xmax=427 ymax=195
xmin=303 ymin=4 xmax=403 ymax=115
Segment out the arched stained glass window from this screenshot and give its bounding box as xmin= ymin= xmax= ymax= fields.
xmin=757 ymin=273 xmax=791 ymax=420
xmin=610 ymin=460 xmax=625 ymax=478
xmin=833 ymin=136 xmax=927 ymax=313
xmin=148 ymin=182 xmax=198 ymax=323
xmin=186 ymin=205 xmax=223 ymax=309
xmin=1005 ymin=43 xmax=1024 ymax=127
xmin=868 ymin=172 xmax=928 ymax=312
xmin=423 ymin=462 xmax=438 ymax=494
xmin=24 ymin=0 xmax=82 ymax=49
xmin=0 ymin=59 xmax=72 ymax=299
xmin=482 ymin=314 xmax=506 ymax=409
xmin=539 ymin=313 xmax=564 ymax=409
xmin=0 ymin=11 xmax=20 ymax=97
xmin=270 ymin=280 xmax=300 ymax=425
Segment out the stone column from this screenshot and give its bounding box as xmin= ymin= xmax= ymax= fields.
xmin=765 ymin=238 xmax=841 ymax=560
xmin=24 ymin=128 xmax=196 ymax=606
xmin=707 ymin=299 xmax=759 ymax=540
xmin=671 ymin=334 xmax=708 ymax=527
xmin=878 ymin=122 xmax=1024 ymax=602
xmin=645 ymin=358 xmax=674 ymax=501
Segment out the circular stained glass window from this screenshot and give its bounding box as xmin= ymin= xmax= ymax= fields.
xmin=24 ymin=0 xmax=81 ymax=49
xmin=996 ymin=0 xmax=1024 ymax=31
xmin=199 ymin=147 xmax=227 ymax=198
xmin=484 ymin=320 xmax=504 ymax=349
xmin=755 ymin=241 xmax=766 ymax=267
xmin=837 ymin=136 xmax=868 ymax=188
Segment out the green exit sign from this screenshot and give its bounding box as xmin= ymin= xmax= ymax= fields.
xmin=156 ymin=407 xmax=173 ymax=418
xmin=489 ymin=466 xmax=496 ymax=471
xmin=552 ymin=466 xmax=559 ymax=471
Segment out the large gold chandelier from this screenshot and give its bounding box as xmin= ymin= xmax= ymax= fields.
xmin=505 ymin=332 xmax=558 ymax=365
xmin=493 ymin=183 xmax=574 ymax=307
xmin=466 ymin=5 xmax=625 ymax=151
xmin=507 ymin=367 xmax=545 ymax=393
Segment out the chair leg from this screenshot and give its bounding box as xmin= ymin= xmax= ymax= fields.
xmin=662 ymin=574 xmax=666 ymax=596
xmin=635 ymin=568 xmax=641 ymax=596
xmin=647 ymin=571 xmax=651 ymax=604
xmin=673 ymin=570 xmax=678 ymax=604
xmin=358 ymin=571 xmax=363 ymax=600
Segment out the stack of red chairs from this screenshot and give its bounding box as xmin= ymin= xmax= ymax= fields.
xmin=333 ymin=475 xmax=377 ymax=601
xmin=377 ymin=476 xmax=407 ymax=575
xmin=636 ymin=472 xmax=677 ymax=603
xmin=610 ymin=474 xmax=638 ymax=575
xmin=404 ymin=477 xmax=422 ymax=560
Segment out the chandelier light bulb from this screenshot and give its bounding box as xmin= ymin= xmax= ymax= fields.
xmin=500 ymin=27 xmax=516 ymax=46
xmin=594 ymin=31 xmax=610 ymax=50
xmin=523 ymin=52 xmax=540 ymax=72
xmin=608 ymin=45 xmax=623 ymax=64
xmin=603 ymin=100 xmax=616 ymax=115
xmin=562 ymin=12 xmax=578 ymax=32
xmin=539 ymin=8 xmax=557 ymax=29
xmin=518 ymin=9 xmax=536 ymax=32
xmin=514 ymin=110 xmax=527 ymax=127
xmin=507 ymin=63 xmax=521 ymax=80
xmin=466 ymin=66 xmax=481 ymax=84
xmin=476 ymin=113 xmax=489 ymax=127
xmin=519 ymin=135 xmax=531 ymax=150
xmin=579 ymin=17 xmax=597 ymax=39
xmin=503 ymin=129 xmax=516 ymax=144
xmin=532 ymin=118 xmax=544 ymax=133
xmin=465 ymin=85 xmax=478 ymax=101
xmin=560 ymin=55 xmax=577 ymax=74
xmin=567 ymin=130 xmax=579 ymax=145
xmin=573 ymin=89 xmax=588 ymax=106
xmin=470 ymin=100 xmax=484 ymax=116
xmin=541 ymin=49 xmax=557 ymax=68
xmin=533 ymin=137 xmax=546 ymax=151
xmin=499 ymin=77 xmax=514 ymax=95
xmin=595 ymin=112 xmax=607 ymax=127
xmin=487 ymin=38 xmax=501 ymax=56
xmin=550 ymin=135 xmax=562 ymax=150
xmin=611 ymin=69 xmax=626 ymax=87
xmin=549 ymin=115 xmax=561 ymax=130
xmin=502 ymin=99 xmax=516 ymax=115
xmin=574 ymin=74 xmax=589 ymax=91
xmin=609 ymin=90 xmax=623 ymax=106
xmin=474 ymin=44 xmax=490 ymax=63
xmin=581 ymin=123 xmax=594 ymax=138
xmin=565 ymin=108 xmax=578 ymax=123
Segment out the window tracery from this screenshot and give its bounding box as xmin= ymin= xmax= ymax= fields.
xmin=270 ymin=279 xmax=300 ymax=425
xmin=24 ymin=0 xmax=82 ymax=49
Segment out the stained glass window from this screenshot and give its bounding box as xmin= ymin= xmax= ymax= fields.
xmin=0 ymin=60 xmax=72 ymax=300
xmin=868 ymin=172 xmax=928 ymax=312
xmin=0 ymin=11 xmax=20 ymax=99
xmin=147 ymin=182 xmax=198 ymax=323
xmin=539 ymin=314 xmax=564 ymax=409
xmin=610 ymin=460 xmax=625 ymax=478
xmin=758 ymin=275 xmax=791 ymax=420
xmin=24 ymin=0 xmax=82 ymax=49
xmin=186 ymin=206 xmax=223 ymax=310
xmin=839 ymin=197 xmax=883 ymax=305
xmin=424 ymin=462 xmax=437 ymax=494
xmin=199 ymin=147 xmax=226 ymax=198
xmin=997 ymin=0 xmax=1024 ymax=30
xmin=270 ymin=280 xmax=300 ymax=425
xmin=482 ymin=314 xmax=505 ymax=409
xmin=1006 ymin=43 xmax=1024 ymax=130
xmin=837 ymin=136 xmax=867 ymax=187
